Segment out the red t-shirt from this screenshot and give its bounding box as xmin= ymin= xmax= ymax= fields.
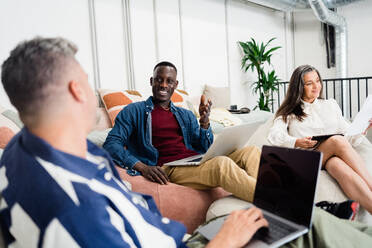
xmin=151 ymin=104 xmax=199 ymax=166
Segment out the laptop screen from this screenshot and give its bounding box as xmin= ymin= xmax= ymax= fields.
xmin=253 ymin=146 xmax=322 ymax=227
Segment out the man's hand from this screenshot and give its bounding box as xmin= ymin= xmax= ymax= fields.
xmin=133 ymin=162 xmax=169 ymax=185
xmin=295 ymin=137 xmax=317 ymax=149
xmin=199 ymin=94 xmax=212 ymax=129
xmin=206 ymin=208 xmax=269 ymax=248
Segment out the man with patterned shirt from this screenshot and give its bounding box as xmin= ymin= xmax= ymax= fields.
xmin=2 ymin=37 xmax=372 ymax=248
xmin=0 ymin=37 xmax=267 ymax=247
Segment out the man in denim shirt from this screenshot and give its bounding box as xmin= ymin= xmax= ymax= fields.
xmin=2 ymin=38 xmax=372 ymax=248
xmin=0 ymin=37 xmax=270 ymax=248
xmin=103 ymin=61 xmax=260 ymax=202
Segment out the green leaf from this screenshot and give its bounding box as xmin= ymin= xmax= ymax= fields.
xmin=238 ymin=42 xmax=250 ymax=54
xmin=264 ymin=37 xmax=276 ymax=49
xmin=239 ymin=37 xmax=280 ymax=111
xmin=251 ymin=38 xmax=257 ymax=47
xmin=263 ymin=46 xmax=281 ymax=58
xmin=259 ymin=42 xmax=264 ymax=57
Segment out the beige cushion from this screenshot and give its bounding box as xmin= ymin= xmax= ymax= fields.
xmin=98 ymin=89 xmax=143 ymax=127
xmin=0 ymin=112 xmax=20 ymax=134
xmin=209 ymin=108 xmax=242 ymax=127
xmin=1 ymin=110 xmax=23 ymax=128
xmin=203 ymin=85 xmax=230 ymax=109
xmin=207 ymin=195 xmax=253 ymax=221
xmin=171 ymin=89 xmax=194 ymax=112
xmin=245 ymin=116 xmax=274 ymax=148
xmin=93 ymin=107 xmax=112 ymax=131
xmin=87 ymin=129 xmax=111 ymax=147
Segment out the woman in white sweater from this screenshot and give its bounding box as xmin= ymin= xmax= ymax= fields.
xmin=268 ymin=65 xmax=372 ymax=214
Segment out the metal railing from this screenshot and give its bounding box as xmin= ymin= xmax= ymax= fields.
xmin=271 ymin=76 xmax=372 ymax=120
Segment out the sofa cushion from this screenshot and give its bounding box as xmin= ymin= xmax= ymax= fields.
xmin=171 ymin=89 xmax=194 ymax=112
xmin=1 ymin=109 xmax=23 ymax=128
xmin=245 ymin=116 xmax=274 ymax=148
xmin=209 ymin=108 xmax=242 ymax=127
xmin=87 ymin=129 xmax=112 ymax=147
xmin=240 ymin=118 xmax=372 ymax=224
xmin=0 ymin=110 xmax=20 ymax=134
xmin=207 ymin=190 xmax=370 ymax=225
xmin=93 ymin=107 xmax=112 ymax=131
xmin=203 ymin=85 xmax=230 ymax=109
xmin=208 ymin=110 xmax=272 ymax=136
xmin=98 ymin=89 xmax=143 ymax=126
xmin=206 ymin=195 xmax=252 ymax=221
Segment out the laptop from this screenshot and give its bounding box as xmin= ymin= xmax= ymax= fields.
xmin=197 ymin=145 xmax=322 ymax=247
xmin=164 ymin=122 xmax=261 ymax=166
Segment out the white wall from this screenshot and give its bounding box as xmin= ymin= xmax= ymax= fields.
xmin=0 ymin=0 xmax=291 ymax=110
xmin=227 ymin=1 xmax=292 ymax=108
xmin=293 ymin=0 xmax=372 ymax=78
xmin=293 ymin=9 xmax=335 ymax=78
xmin=293 ymin=1 xmax=372 ymax=118
xmin=129 ymin=0 xmax=157 ymax=97
xmin=181 ymin=0 xmax=229 ymax=97
xmin=0 ymin=0 xmax=94 ymax=109
xmin=339 ymin=1 xmax=372 ymax=78
xmin=155 ymin=0 xmax=184 ymax=89
xmin=94 ymin=0 xmax=129 ymax=90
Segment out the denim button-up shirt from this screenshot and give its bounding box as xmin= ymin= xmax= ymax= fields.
xmin=103 ymin=96 xmax=214 ymax=175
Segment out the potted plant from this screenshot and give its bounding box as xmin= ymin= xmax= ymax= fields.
xmin=238 ymin=38 xmax=281 ymax=112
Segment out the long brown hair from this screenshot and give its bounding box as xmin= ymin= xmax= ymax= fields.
xmin=275 ymin=65 xmax=324 ymax=122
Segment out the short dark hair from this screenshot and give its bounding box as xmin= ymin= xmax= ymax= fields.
xmin=1 ymin=37 xmax=77 ymax=122
xmin=153 ymin=61 xmax=177 ymax=73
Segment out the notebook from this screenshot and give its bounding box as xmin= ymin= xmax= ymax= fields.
xmin=163 ymin=122 xmax=261 ymax=166
xmin=197 ymin=145 xmax=322 ymax=247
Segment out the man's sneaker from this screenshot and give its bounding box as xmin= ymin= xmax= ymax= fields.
xmin=316 ymin=200 xmax=359 ymax=220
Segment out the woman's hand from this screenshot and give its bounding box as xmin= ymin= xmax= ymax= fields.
xmin=206 ymin=208 xmax=268 ymax=248
xmin=363 ymin=118 xmax=372 ymax=135
xmin=295 ymin=137 xmax=317 ymax=149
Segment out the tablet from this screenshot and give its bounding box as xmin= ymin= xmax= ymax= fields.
xmin=311 ymin=134 xmax=344 ymax=142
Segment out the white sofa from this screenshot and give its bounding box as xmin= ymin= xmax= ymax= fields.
xmin=207 ymin=116 xmax=372 ymax=224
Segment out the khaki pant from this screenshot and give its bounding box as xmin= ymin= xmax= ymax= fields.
xmin=163 ymin=146 xmax=261 ymax=202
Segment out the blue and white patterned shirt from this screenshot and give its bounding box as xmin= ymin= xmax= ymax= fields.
xmin=0 ymin=128 xmax=186 ymax=247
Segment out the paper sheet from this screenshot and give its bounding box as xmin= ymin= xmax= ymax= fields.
xmin=346 ymin=95 xmax=372 ymax=136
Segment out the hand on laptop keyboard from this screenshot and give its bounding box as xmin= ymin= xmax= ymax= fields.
xmin=206 ymin=207 xmax=268 ymax=248
xmin=253 ymin=214 xmax=297 ymax=244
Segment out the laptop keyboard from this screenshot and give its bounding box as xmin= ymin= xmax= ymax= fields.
xmin=253 ymin=214 xmax=297 ymax=244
